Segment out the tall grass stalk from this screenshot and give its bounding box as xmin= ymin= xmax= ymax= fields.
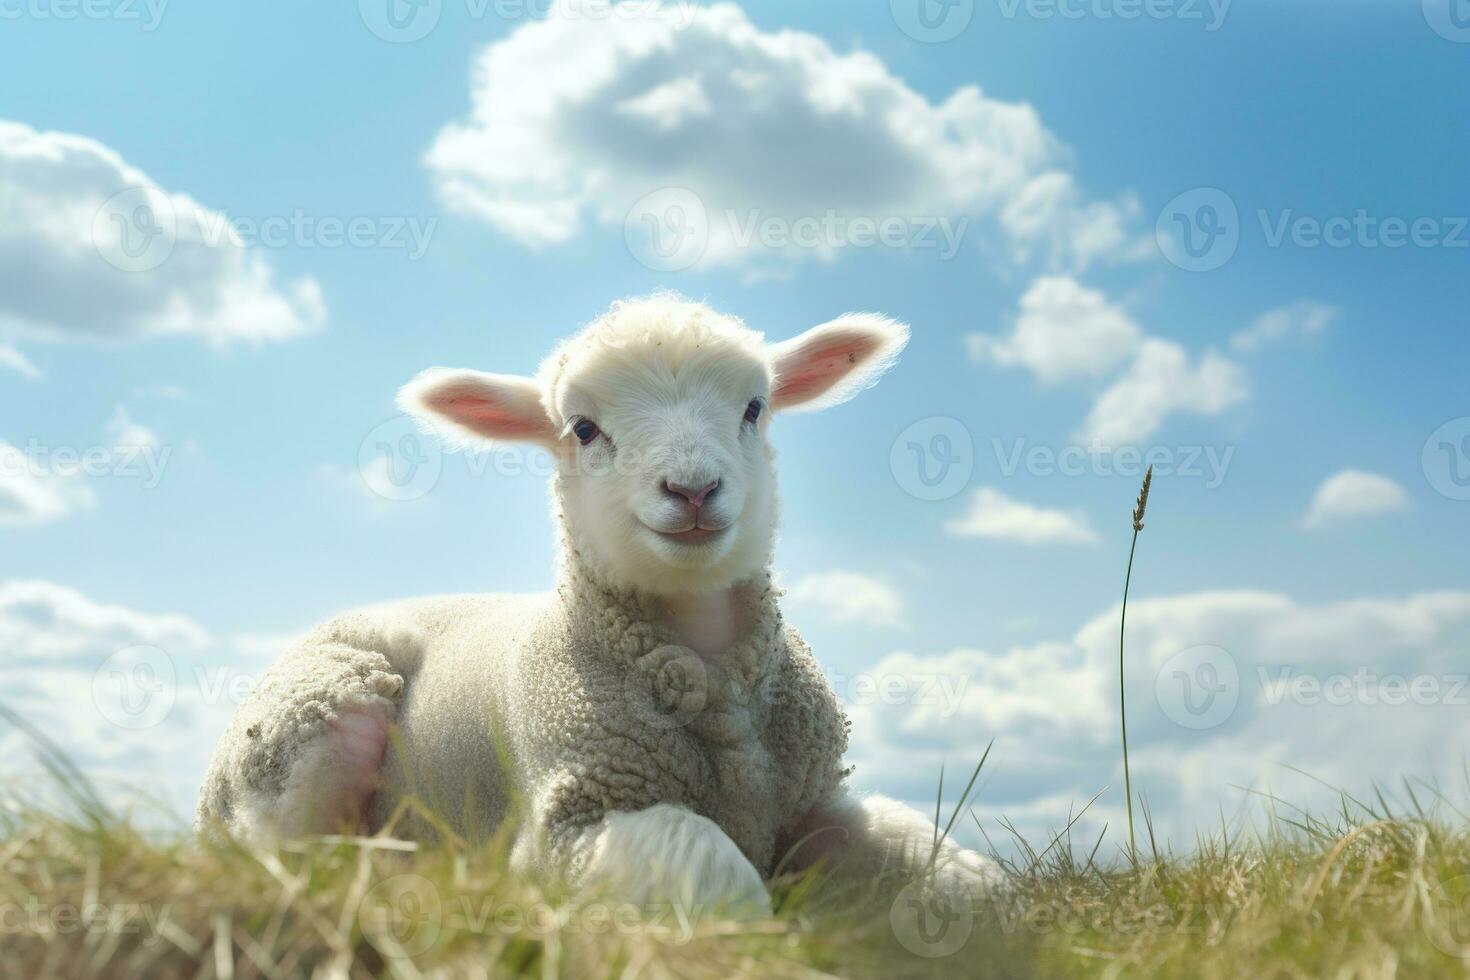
xmin=1120 ymin=464 xmax=1153 ymax=862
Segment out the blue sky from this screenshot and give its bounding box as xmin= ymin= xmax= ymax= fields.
xmin=1 ymin=0 xmax=1468 ymax=847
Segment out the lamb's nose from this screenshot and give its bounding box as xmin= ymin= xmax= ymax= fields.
xmin=664 ymin=479 xmax=719 ymax=509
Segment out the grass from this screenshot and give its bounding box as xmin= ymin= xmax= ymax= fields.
xmin=7 ymin=751 xmax=1470 ymax=978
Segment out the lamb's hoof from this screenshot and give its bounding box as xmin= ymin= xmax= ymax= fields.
xmin=586 ymin=804 xmax=772 ymax=919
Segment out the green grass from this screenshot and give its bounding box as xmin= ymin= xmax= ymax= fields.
xmin=6 ymin=762 xmax=1470 ymax=978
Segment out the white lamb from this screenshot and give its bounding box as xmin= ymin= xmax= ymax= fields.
xmin=198 ymin=295 xmax=995 ymax=913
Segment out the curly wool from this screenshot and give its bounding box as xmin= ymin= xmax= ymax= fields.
xmin=197 ymin=543 xmax=851 ymax=881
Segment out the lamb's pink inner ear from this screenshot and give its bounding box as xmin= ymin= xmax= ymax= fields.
xmin=401 ymin=370 xmax=556 ymax=445
xmin=770 ymin=316 xmax=908 ymax=411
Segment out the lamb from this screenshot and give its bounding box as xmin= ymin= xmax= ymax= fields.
xmin=197 ymin=294 xmax=996 ymax=913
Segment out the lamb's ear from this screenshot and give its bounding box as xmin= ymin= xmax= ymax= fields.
xmin=769 ymin=314 xmax=910 ymax=413
xmin=398 ymin=368 xmax=556 ymax=446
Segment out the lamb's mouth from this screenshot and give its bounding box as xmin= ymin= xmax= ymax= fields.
xmin=645 ymin=523 xmax=730 ymax=546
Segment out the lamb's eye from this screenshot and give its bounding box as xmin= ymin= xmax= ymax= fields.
xmin=572 ymin=419 xmax=601 ymax=445
xmin=743 ymin=399 xmax=763 ymax=424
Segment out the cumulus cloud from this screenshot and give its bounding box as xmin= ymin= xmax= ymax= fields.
xmin=945 ymin=487 xmax=1100 ymax=545
xmin=1304 ymin=469 xmax=1410 ymax=528
xmin=425 ymin=2 xmax=1142 ymax=272
xmin=786 ymin=571 xmax=905 ymax=628
xmin=0 ymin=120 xmax=325 ymax=345
xmin=972 ymin=276 xmax=1249 ymax=446
xmin=1079 ymin=338 xmax=1249 ymax=447
xmin=0 ymin=442 xmax=96 ymax=527
xmin=1230 ymin=300 xmax=1337 ymax=353
xmin=0 ymin=579 xmax=272 ymax=818
xmin=846 ymin=588 xmax=1470 ymax=849
xmin=967 ymin=275 xmax=1142 ymax=383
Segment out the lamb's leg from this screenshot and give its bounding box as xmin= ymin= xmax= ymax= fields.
xmin=196 ymin=641 xmax=405 ymax=844
xmin=516 ymin=802 xmax=771 ymax=917
xmin=779 ymin=791 xmax=1002 ymax=894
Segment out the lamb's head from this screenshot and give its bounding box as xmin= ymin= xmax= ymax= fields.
xmin=400 ymin=296 xmax=908 ymax=595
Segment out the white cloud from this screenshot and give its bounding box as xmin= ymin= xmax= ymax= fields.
xmin=1231 ymin=300 xmax=1337 ymax=353
xmin=0 ymin=579 xmax=271 ymax=820
xmin=1079 ymin=338 xmax=1248 ymax=447
xmin=105 ymin=405 xmax=160 ymax=451
xmin=846 ymin=588 xmax=1470 ymax=850
xmin=1304 ymin=469 xmax=1409 ymax=528
xmin=0 ymin=579 xmax=208 ymax=661
xmin=973 ymin=277 xmax=1249 ymax=446
xmin=0 ymin=344 xmax=41 ymax=380
xmin=0 ymin=119 xmax=325 ymax=345
xmin=787 ymin=571 xmax=905 ymax=628
xmin=616 ymin=75 xmax=714 ymax=130
xmin=425 ymin=2 xmax=1142 ymax=271
xmin=945 ymin=487 xmax=1100 ymax=545
xmin=967 ymin=275 xmax=1141 ymax=383
xmin=0 ymin=442 xmax=96 ymax=527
